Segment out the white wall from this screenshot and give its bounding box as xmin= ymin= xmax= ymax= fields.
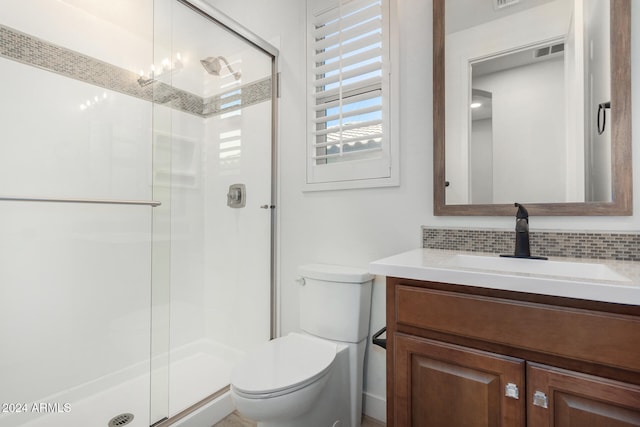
xmin=474 ymin=57 xmax=567 ymax=203
xmin=470 ymin=118 xmax=493 ymax=204
xmin=206 ymin=0 xmax=640 ymax=423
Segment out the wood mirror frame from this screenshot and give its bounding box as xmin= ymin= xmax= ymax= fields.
xmin=433 ymin=0 xmax=632 ymax=216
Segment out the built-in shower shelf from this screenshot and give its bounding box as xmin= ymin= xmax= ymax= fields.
xmin=153 ymin=169 xmax=198 ymax=189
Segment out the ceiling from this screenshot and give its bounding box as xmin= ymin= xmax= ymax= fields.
xmin=445 ymin=0 xmax=559 ymax=34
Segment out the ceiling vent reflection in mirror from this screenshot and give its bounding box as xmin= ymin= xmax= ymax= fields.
xmin=494 ymin=0 xmax=521 ymax=10
xmin=534 ymin=42 xmax=565 ymax=58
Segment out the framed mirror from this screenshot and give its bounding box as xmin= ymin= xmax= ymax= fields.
xmin=433 ymin=0 xmax=631 ymax=216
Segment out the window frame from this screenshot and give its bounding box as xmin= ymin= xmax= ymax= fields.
xmin=305 ymin=0 xmax=399 ymax=191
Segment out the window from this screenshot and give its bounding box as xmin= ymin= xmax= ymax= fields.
xmin=306 ymin=0 xmax=397 ymax=190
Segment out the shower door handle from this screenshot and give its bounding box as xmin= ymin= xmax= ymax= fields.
xmin=0 ymin=195 xmax=161 ymax=207
xmin=260 ymin=204 xmax=275 ymax=209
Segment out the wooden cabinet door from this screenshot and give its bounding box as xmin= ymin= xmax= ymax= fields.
xmin=394 ymin=334 xmax=525 ymax=427
xmin=527 ymin=363 xmax=640 ymax=427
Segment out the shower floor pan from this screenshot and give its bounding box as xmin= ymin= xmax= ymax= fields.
xmin=1 ymin=340 xmax=240 ymax=427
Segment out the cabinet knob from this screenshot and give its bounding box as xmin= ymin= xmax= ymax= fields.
xmin=505 ymin=383 xmax=519 ymax=399
xmin=533 ymin=391 xmax=549 ymax=408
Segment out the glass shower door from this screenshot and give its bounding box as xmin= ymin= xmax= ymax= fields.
xmin=151 ymin=0 xmax=276 ymax=422
xmin=0 ymin=0 xmax=275 ymax=425
xmin=0 ymin=1 xmax=155 ymax=426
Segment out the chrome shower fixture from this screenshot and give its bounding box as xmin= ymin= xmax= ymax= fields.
xmin=200 ymin=56 xmax=241 ymax=80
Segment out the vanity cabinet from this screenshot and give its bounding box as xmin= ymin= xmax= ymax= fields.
xmin=386 ymin=277 xmax=640 ymax=426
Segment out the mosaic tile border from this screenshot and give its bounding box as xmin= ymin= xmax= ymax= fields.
xmin=0 ymin=24 xmax=271 ymax=118
xmin=202 ymin=77 xmax=272 ymax=116
xmin=422 ymin=227 xmax=640 ymax=261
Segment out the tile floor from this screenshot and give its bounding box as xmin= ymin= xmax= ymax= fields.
xmin=213 ymin=411 xmax=385 ymax=426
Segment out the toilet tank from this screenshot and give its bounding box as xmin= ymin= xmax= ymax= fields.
xmin=298 ymin=264 xmax=373 ymax=343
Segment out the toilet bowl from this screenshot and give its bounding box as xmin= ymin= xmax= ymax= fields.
xmin=230 ymin=264 xmax=373 ymax=427
xmin=230 ymin=333 xmax=345 ymax=424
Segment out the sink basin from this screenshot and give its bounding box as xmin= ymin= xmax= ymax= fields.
xmin=444 ymin=254 xmax=631 ymax=282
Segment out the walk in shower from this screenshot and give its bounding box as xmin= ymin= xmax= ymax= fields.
xmin=0 ymin=1 xmax=276 ymax=426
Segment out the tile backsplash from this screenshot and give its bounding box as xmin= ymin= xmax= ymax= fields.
xmin=0 ymin=23 xmax=271 ymax=118
xmin=422 ymin=227 xmax=640 ymax=261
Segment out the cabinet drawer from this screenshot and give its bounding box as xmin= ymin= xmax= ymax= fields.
xmin=395 ymin=285 xmax=640 ymax=372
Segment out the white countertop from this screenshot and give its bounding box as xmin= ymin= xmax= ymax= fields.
xmin=369 ymin=249 xmax=640 ymax=305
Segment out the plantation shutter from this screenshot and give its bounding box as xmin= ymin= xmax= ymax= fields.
xmin=307 ymin=0 xmax=395 ymax=189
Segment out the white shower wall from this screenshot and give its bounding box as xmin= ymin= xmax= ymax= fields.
xmin=202 ymin=103 xmax=273 ymax=352
xmin=0 ymin=0 xmax=153 ymax=75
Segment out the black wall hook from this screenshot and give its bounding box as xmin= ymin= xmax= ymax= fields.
xmin=597 ymin=101 xmax=611 ymax=135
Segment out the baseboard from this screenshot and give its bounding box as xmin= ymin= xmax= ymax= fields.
xmin=362 ymin=391 xmax=386 ymax=423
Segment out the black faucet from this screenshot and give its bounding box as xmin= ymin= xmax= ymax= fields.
xmin=514 ymin=203 xmax=530 ymax=257
xmin=501 ymin=203 xmax=548 ymax=260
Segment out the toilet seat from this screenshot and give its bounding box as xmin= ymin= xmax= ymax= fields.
xmin=231 ymin=333 xmax=337 ymax=399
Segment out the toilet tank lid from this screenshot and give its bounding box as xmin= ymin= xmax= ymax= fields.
xmin=298 ymin=264 xmax=374 ymax=283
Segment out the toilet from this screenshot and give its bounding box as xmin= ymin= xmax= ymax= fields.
xmin=230 ymin=264 xmax=374 ymax=427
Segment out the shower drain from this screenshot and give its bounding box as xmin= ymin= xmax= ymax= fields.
xmin=108 ymin=413 xmax=134 ymax=427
